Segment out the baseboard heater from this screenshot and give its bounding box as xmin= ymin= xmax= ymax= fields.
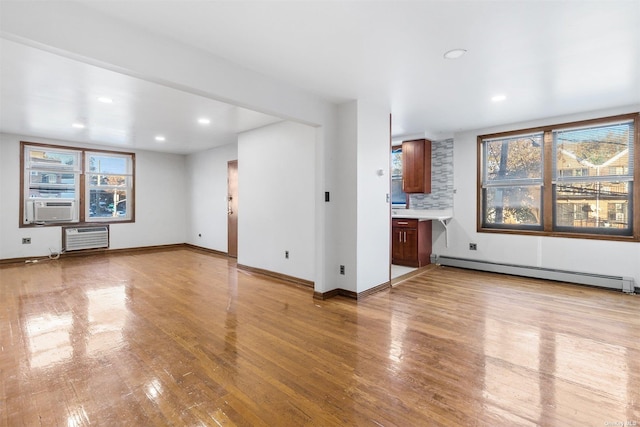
xmin=63 ymin=226 xmax=109 ymax=251
xmin=433 ymin=255 xmax=636 ymax=294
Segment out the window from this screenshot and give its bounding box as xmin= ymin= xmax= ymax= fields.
xmin=391 ymin=146 xmax=407 ymax=207
xmin=478 ymin=113 xmax=639 ymax=240
xmin=21 ymin=142 xmax=135 ymax=226
xmin=86 ymin=152 xmax=133 ymax=221
xmin=24 ymin=145 xmax=81 ymax=201
xmin=481 ymin=132 xmax=543 ymax=229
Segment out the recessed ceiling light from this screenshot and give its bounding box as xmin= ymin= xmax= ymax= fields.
xmin=97 ymin=97 xmax=113 ymax=103
xmin=444 ymin=49 xmax=467 ymax=60
xmin=155 ymin=136 xmax=166 ymax=142
xmin=72 ymin=123 xmax=85 ymax=129
xmin=198 ymin=118 xmax=211 ymax=125
xmin=491 ymin=94 xmax=507 ymax=102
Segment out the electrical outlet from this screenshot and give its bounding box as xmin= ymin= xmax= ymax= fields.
xmin=339 ymin=265 xmax=345 ymax=275
xmin=469 ymin=243 xmax=477 ymax=250
xmin=22 ymin=237 xmax=31 ymax=244
xmin=285 ymin=251 xmax=289 ymax=259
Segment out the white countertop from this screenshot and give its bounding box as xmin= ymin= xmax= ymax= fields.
xmin=391 ymin=208 xmax=453 ymax=221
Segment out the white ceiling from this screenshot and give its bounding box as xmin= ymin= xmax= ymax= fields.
xmin=1 ymin=1 xmax=639 ymax=154
xmin=0 ymin=39 xmax=283 ymax=154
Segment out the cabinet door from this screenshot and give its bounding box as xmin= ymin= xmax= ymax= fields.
xmin=392 ymin=226 xmax=419 ymax=266
xmin=403 ymin=228 xmax=418 ymax=262
xmin=391 ymin=228 xmax=405 ymax=261
xmin=402 ymin=139 xmax=431 ymax=193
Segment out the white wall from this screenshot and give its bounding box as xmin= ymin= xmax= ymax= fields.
xmin=313 ymin=105 xmax=337 ymax=293
xmin=237 ymin=121 xmax=316 ymax=282
xmin=330 ymin=100 xmax=391 ymax=294
xmin=433 ymin=106 xmax=640 ymax=286
xmin=333 ymin=102 xmax=359 ymax=292
xmin=356 ymin=101 xmax=391 ymax=292
xmin=0 ymin=133 xmax=187 ymax=259
xmin=185 ymin=143 xmax=238 ymax=252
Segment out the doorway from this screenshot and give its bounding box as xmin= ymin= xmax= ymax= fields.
xmin=227 ymin=160 xmax=238 ymax=258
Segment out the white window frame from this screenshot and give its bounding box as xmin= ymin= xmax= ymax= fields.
xmin=85 ymin=151 xmax=134 ymax=222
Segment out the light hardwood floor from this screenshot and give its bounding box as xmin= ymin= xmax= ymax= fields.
xmin=1 ymin=248 xmax=639 ymax=426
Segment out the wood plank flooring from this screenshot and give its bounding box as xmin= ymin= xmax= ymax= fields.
xmin=1 ymin=248 xmax=639 ymax=426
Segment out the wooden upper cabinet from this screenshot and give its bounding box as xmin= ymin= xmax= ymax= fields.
xmin=402 ymin=138 xmax=431 ymax=193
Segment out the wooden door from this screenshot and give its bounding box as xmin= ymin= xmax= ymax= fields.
xmin=227 ymin=160 xmax=238 ymax=258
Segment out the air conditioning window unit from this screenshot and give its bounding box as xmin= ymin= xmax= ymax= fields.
xmin=64 ymin=226 xmax=109 ymax=251
xmin=28 ymin=199 xmax=76 ymax=223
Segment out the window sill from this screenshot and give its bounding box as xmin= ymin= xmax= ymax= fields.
xmin=21 ymin=219 xmax=134 ymax=228
xmin=477 ymin=227 xmax=639 ymax=242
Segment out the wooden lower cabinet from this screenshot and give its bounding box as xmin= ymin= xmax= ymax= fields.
xmin=392 ymin=219 xmax=432 ymax=267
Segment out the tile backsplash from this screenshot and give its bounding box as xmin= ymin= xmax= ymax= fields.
xmin=409 ymin=138 xmax=453 ymax=210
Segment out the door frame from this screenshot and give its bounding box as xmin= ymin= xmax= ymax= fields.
xmin=227 ymin=160 xmax=238 ymax=258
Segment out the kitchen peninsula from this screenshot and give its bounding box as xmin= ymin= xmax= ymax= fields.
xmin=391 ymin=209 xmax=453 ymax=267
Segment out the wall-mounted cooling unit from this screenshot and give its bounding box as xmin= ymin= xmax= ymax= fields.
xmin=26 ymin=199 xmax=75 ymax=223
xmin=63 ymin=226 xmax=109 ymax=251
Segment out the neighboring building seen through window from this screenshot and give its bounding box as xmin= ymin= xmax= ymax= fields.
xmin=479 ymin=113 xmax=638 ymax=240
xmin=21 ymin=142 xmax=135 ymax=226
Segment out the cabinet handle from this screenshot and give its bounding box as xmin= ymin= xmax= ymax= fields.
xmin=399 ymin=232 xmax=402 ymax=243
xmin=397 ymin=221 xmax=409 ymax=225
xmin=403 ymin=231 xmax=407 ymax=242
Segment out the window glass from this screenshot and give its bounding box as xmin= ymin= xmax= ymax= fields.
xmin=86 ymin=152 xmax=133 ymax=221
xmin=391 ymin=147 xmax=406 ymax=206
xmin=554 ymin=122 xmax=632 ymax=181
xmin=88 ymin=154 xmax=129 ymax=174
xmin=25 ymin=146 xmax=80 ymax=201
xmin=89 ymin=188 xmax=128 ymax=218
xmin=481 ymin=133 xmax=543 ymax=228
xmin=483 ymin=186 xmax=542 ymax=227
xmin=555 ymin=182 xmax=630 ymax=230
xmin=28 ymin=171 xmax=77 ymax=199
xmin=484 ymin=134 xmax=543 ymax=183
xmin=553 ymin=120 xmax=633 ymax=235
xmin=28 ymin=149 xmax=79 ymax=171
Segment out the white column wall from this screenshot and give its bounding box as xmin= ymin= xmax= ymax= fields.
xmin=356 ymin=102 xmax=391 ymax=292
xmin=332 ymin=101 xmax=391 ymax=294
xmin=333 ymin=102 xmax=359 ymax=292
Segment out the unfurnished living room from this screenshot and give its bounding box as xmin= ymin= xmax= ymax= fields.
xmin=1 ymin=1 xmax=639 ymax=426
